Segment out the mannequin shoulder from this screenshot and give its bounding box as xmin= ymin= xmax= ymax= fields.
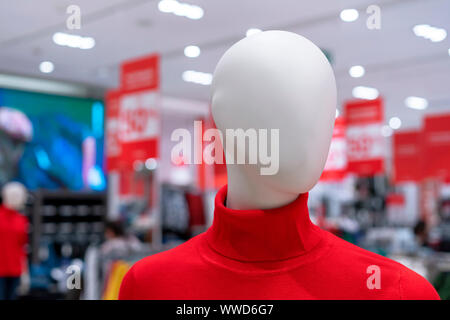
xmin=322 ymin=231 xmax=439 ymax=299
xmin=119 ymin=235 xmax=204 ymax=299
xmin=397 ymin=264 xmax=440 ymax=300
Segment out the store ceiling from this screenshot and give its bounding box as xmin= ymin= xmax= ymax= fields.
xmin=0 ymin=0 xmax=449 ymax=129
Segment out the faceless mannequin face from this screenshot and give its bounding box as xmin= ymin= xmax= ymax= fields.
xmin=2 ymin=181 xmax=27 ymax=211
xmin=211 ymin=30 xmax=336 ymax=209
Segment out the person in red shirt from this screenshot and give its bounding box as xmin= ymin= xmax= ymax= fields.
xmin=0 ymin=182 xmax=28 ymax=300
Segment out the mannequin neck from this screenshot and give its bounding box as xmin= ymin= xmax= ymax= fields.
xmin=206 ymin=185 xmax=321 ymax=262
xmin=226 ymin=166 xmax=299 ymax=210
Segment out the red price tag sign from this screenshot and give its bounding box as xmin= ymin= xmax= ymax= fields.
xmin=344 ymin=98 xmax=385 ymax=176
xmin=105 ymin=54 xmax=160 ymax=171
xmin=119 ymin=92 xmax=159 ymax=143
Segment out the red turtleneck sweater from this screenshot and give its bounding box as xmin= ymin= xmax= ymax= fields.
xmin=0 ymin=205 xmax=28 ymax=277
xmin=119 ymin=186 xmax=439 ymax=300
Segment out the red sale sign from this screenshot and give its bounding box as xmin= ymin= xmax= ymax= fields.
xmin=321 ymin=117 xmax=347 ymax=181
xmin=120 ymin=54 xmax=159 ymax=93
xmin=105 ymin=90 xmax=122 ymax=171
xmin=118 ymin=91 xmax=160 ymax=166
xmin=393 ymin=130 xmax=422 ymax=183
xmin=106 ymin=53 xmax=160 ymax=172
xmin=344 ymin=98 xmax=384 ymax=176
xmin=423 ymin=113 xmax=450 ymax=182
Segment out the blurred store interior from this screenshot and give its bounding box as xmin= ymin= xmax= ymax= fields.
xmin=0 ymin=0 xmax=450 ymax=300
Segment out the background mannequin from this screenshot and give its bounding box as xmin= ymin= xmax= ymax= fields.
xmin=120 ymin=31 xmax=440 ymax=300
xmin=0 ymin=182 xmax=29 ymax=300
xmin=211 ymin=30 xmax=336 ymax=210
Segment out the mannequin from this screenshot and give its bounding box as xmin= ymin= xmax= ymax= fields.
xmin=120 ymin=31 xmax=439 ymax=300
xmin=211 ymin=30 xmax=335 ymax=210
xmin=0 ymin=182 xmax=28 ymax=300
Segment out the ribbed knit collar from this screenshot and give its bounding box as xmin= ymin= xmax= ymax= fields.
xmin=205 ymin=185 xmax=322 ymax=262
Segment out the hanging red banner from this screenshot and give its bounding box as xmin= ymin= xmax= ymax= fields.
xmin=118 ymin=90 xmax=160 ymax=168
xmin=105 ymin=54 xmax=160 ymax=172
xmin=321 ymin=117 xmax=347 ymax=181
xmin=392 ymin=130 xmax=422 ymax=183
xmin=120 ymin=54 xmax=159 ymax=93
xmin=423 ymin=113 xmax=450 ymax=182
xmin=344 ymin=98 xmax=385 ymax=176
xmin=119 ymin=54 xmax=160 ymax=169
xmin=105 ymin=89 xmax=122 ymax=172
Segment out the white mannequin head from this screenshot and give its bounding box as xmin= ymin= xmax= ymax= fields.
xmin=2 ymin=181 xmax=27 ymax=211
xmin=211 ymin=30 xmax=336 ymax=209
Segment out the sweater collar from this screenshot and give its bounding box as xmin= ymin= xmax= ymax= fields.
xmin=205 ymin=185 xmax=322 ymax=262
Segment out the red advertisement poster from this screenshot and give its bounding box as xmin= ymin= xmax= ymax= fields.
xmin=105 ymin=54 xmax=160 ymax=173
xmin=423 ymin=113 xmax=450 ymax=182
xmin=119 ymin=54 xmax=161 ymax=170
xmin=321 ymin=117 xmax=347 ymax=181
xmin=344 ymin=98 xmax=384 ymax=176
xmin=105 ymin=89 xmax=122 ymax=172
xmin=118 ymin=90 xmax=160 ymax=167
xmin=120 ymin=54 xmax=159 ymax=93
xmin=392 ymin=130 xmax=422 ymax=183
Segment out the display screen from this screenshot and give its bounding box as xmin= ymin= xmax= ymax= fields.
xmin=0 ymin=88 xmax=105 ymax=191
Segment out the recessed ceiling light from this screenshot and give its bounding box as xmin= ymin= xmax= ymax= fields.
xmin=352 ymin=86 xmax=379 ymax=100
xmin=158 ymin=0 xmax=204 ymax=20
xmin=182 ymin=70 xmax=212 ymax=85
xmin=340 ymin=9 xmax=359 ymax=22
xmin=413 ymin=24 xmax=447 ymax=42
xmin=53 ymin=32 xmax=95 ymax=50
xmin=246 ymin=28 xmax=262 ymax=37
xmin=184 ymin=45 xmax=201 ymax=58
xmin=349 ymin=65 xmax=365 ymax=78
xmin=405 ymin=96 xmax=428 ymax=110
xmin=389 ymin=117 xmax=402 ymax=130
xmin=39 ymin=61 xmax=54 ymax=73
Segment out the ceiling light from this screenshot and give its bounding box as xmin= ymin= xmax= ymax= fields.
xmin=182 ymin=70 xmax=212 ymax=85
xmin=184 ymin=45 xmax=200 ymax=58
xmin=381 ymin=125 xmax=393 ymax=137
xmin=349 ymin=65 xmax=365 ymax=78
xmin=53 ymin=32 xmax=95 ymax=49
xmin=405 ymin=96 xmax=428 ymax=110
xmin=340 ymin=9 xmax=359 ymax=22
xmin=246 ymin=28 xmax=262 ymax=37
xmin=158 ymin=0 xmax=204 ymax=20
xmin=39 ymin=61 xmax=54 ymax=74
xmin=352 ymin=86 xmax=379 ymax=100
xmin=389 ymin=117 xmax=402 ymax=130
xmin=413 ymin=24 xmax=447 ymax=42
